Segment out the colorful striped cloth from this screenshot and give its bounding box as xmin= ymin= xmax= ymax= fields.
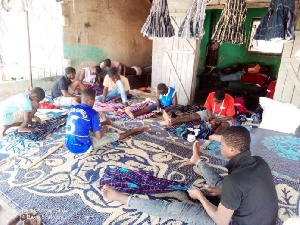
xmin=178 ymin=0 xmax=210 ymax=39
xmin=141 ymin=0 xmax=174 ymax=38
xmin=93 ymin=101 xmax=123 ymax=112
xmin=93 ymin=100 xmax=158 ymax=120
xmin=14 ymin=115 xmax=67 ymax=141
xmin=212 ymin=0 xmax=247 ymax=45
xmin=254 ymin=0 xmax=295 ymax=42
xmin=115 ymin=100 xmax=158 ymax=119
xmin=176 ymin=105 xmax=205 ymax=114
xmin=100 ymin=167 xmax=192 ymax=194
xmin=165 ymin=120 xmax=213 ymax=140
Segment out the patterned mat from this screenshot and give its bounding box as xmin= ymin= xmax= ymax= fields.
xmin=205 ymin=128 xmax=300 ymax=180
xmin=0 ymin=109 xmax=69 ymax=164
xmin=0 ymin=124 xmax=298 ymax=224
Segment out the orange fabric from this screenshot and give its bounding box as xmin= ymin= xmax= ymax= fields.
xmin=253 ymin=64 xmax=261 ymax=73
xmin=204 ymin=92 xmax=235 ymax=117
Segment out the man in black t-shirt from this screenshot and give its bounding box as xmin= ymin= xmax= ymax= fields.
xmin=51 ymin=67 xmax=85 ymax=106
xmin=102 ymin=126 xmax=278 ymax=225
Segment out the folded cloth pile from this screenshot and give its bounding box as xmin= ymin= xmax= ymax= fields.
xmin=39 ymin=102 xmax=60 ymax=109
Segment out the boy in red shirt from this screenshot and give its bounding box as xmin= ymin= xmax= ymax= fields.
xmin=160 ymin=90 xmax=235 ymax=135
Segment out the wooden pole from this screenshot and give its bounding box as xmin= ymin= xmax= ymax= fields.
xmin=28 ymin=140 xmax=65 ymax=169
xmin=25 ymin=10 xmax=33 ymax=89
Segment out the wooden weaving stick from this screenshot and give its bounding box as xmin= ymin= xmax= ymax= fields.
xmin=28 ymin=139 xmax=65 ymax=169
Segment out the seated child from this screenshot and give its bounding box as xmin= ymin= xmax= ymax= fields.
xmin=51 ymin=67 xmax=85 ymax=106
xmin=100 ymin=58 xmax=122 ymax=76
xmin=125 ymin=83 xmax=178 ymax=119
xmin=65 ymin=88 xmax=149 ymax=153
xmin=79 ymin=66 xmax=102 ymax=87
xmin=160 ymin=90 xmax=235 ymax=135
xmin=96 ymin=68 xmax=130 ymax=107
xmin=0 ymin=87 xmax=45 ymax=136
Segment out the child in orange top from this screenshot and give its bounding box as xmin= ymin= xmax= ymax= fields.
xmin=160 ymin=90 xmax=235 ymax=135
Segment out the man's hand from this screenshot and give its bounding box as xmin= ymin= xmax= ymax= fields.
xmin=111 ymin=99 xmax=116 ymax=103
xmin=73 ymin=96 xmax=81 ymax=102
xmin=187 ymin=186 xmax=203 ymax=200
xmin=200 ymin=185 xmax=222 ymax=196
xmin=210 ymin=118 xmax=217 ymax=127
xmin=18 ymin=127 xmax=34 ymax=133
xmin=101 ymin=98 xmax=106 ymax=103
xmin=102 ymin=125 xmax=109 ymax=132
xmin=208 ymin=116 xmax=213 ymax=122
xmin=33 ymin=116 xmax=41 ymax=123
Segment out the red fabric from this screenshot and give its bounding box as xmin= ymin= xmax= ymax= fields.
xmin=38 ymin=102 xmax=60 ymax=109
xmin=266 ymin=81 xmax=276 ymax=99
xmin=234 ymin=98 xmax=249 ymax=115
xmin=204 ymin=92 xmax=235 ymax=117
xmin=240 ymin=73 xmax=269 ymax=87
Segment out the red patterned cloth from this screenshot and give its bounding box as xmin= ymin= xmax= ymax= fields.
xmin=234 ymin=97 xmax=249 ymax=115
xmin=266 ymin=81 xmax=276 ymax=99
xmin=38 ymin=102 xmax=60 ymax=109
xmin=240 ymin=73 xmax=269 ymax=87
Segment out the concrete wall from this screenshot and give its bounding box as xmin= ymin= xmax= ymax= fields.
xmin=0 ymin=77 xmax=58 ymax=100
xmin=62 ymin=0 xmax=153 ymax=76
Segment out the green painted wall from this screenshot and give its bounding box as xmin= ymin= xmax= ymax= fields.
xmin=198 ymin=8 xmax=282 ymax=78
xmin=63 ymin=44 xmax=107 ymax=68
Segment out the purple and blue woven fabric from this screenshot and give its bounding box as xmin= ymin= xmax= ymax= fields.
xmin=14 ymin=114 xmax=67 ymax=141
xmin=100 ymin=167 xmax=192 ymax=194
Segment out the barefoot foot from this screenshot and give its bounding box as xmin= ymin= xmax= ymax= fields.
xmin=102 ymin=185 xmax=128 ymax=204
xmin=125 ymin=108 xmax=135 ymax=119
xmin=0 ymin=130 xmax=5 ymax=137
xmin=100 ymin=113 xmax=113 ymax=125
xmin=0 ymin=125 xmax=8 ymax=137
xmin=159 ymin=119 xmax=172 ymax=126
xmin=133 ymin=125 xmax=150 ymax=132
xmin=162 ymin=110 xmax=171 ymax=121
xmin=190 ymin=140 xmax=201 ymax=164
